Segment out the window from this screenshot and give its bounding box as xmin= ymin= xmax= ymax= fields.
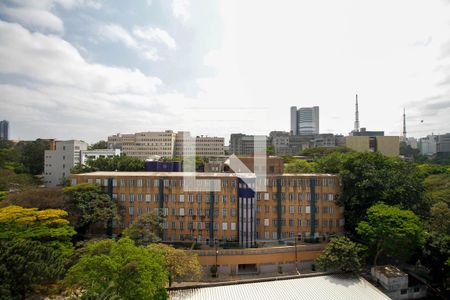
xmin=306 ymin=206 xmax=310 ymax=213
xmin=197 ymin=194 xmax=202 ymax=203
xmin=137 ymin=194 xmax=142 ymax=202
xmin=112 ymin=193 xmax=117 ymax=200
xmin=129 ymin=194 xmax=135 ymax=202
xmin=289 ymin=205 xmax=295 ymax=214
xmin=137 ymin=179 xmax=143 ymax=187
xmin=179 ymin=195 xmax=185 ymax=202
xmin=128 ymin=207 xmax=134 ymax=215
xmin=272 ymin=232 xmax=277 ymax=239
xmin=179 ymin=208 xmax=185 ymax=216
xmin=231 ymin=223 xmax=236 ymax=230
xmin=189 ymin=194 xmax=194 ymax=202
xmin=145 ymin=194 xmax=151 ymax=202
xmin=264 ymin=193 xmax=269 ymax=200
xmin=222 ymin=222 xmax=227 ymax=230
xmin=188 ymin=208 xmax=193 ymax=216
xmin=231 ymin=208 xmax=236 ymax=217
xmin=400 ymin=289 xmax=407 ymax=295
xmin=222 ymin=208 xmax=227 ymax=217
xmin=264 ymin=218 xmax=269 ymax=226
xmin=222 ymin=195 xmax=227 ymax=203
xmin=297 ymin=219 xmax=302 ymax=226
xmin=289 ymin=219 xmax=294 ymax=226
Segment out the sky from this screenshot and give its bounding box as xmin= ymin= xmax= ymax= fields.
xmin=0 ymin=0 xmax=449 ymax=143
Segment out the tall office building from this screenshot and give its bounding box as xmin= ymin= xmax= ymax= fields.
xmin=0 ymin=120 xmax=9 ymax=140
xmin=290 ymin=106 xmax=320 ymax=135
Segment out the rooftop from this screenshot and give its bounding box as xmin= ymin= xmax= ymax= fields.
xmin=372 ymin=266 xmax=407 ymax=278
xmin=72 ymin=171 xmax=337 ymax=177
xmin=169 ymin=274 xmax=390 ymax=300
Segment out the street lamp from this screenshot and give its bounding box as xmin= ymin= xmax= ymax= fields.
xmin=294 ymin=236 xmax=299 ymax=274
xmin=215 ymin=238 xmax=219 ymax=266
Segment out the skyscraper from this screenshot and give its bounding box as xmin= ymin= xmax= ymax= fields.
xmin=290 ymin=106 xmax=319 ymax=135
xmin=0 ymin=120 xmax=9 ymax=140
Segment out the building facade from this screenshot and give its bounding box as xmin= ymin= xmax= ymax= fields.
xmin=418 ymin=135 xmax=438 ymax=156
xmin=290 ymin=106 xmax=320 ymax=135
xmin=44 ymin=140 xmax=88 ymax=187
xmin=108 ymin=131 xmax=224 ymax=159
xmin=436 ymin=133 xmax=450 ymax=154
xmin=229 ymin=134 xmax=268 ymax=156
xmin=71 ymin=172 xmax=344 ymax=247
xmin=80 ymin=149 xmax=121 ymax=165
xmin=345 ymin=136 xmax=399 ymax=157
xmin=0 ymin=120 xmax=9 ymax=140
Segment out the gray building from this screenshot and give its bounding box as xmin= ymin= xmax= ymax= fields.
xmin=436 ymin=133 xmax=450 ymax=154
xmin=0 ymin=120 xmax=9 ymax=140
xmin=350 ymin=127 xmax=384 ymax=137
xmin=44 ymin=140 xmax=88 ymax=187
xmin=290 ymin=106 xmax=319 ymax=135
xmin=229 ymin=133 xmax=267 ymax=156
xmin=418 ymin=135 xmax=438 ymax=156
xmin=269 ymin=131 xmax=341 ymax=156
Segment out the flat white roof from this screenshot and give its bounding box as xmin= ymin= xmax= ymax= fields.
xmin=169 ymin=274 xmax=390 ymax=300
xmin=72 ymin=171 xmax=337 ymax=177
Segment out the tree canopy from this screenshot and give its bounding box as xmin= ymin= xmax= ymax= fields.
xmin=122 ymin=212 xmax=163 ymax=246
xmin=284 ymin=159 xmax=315 ymax=173
xmin=65 ymin=237 xmax=168 ymax=300
xmin=148 ymin=243 xmax=202 ymax=287
xmin=63 ymin=183 xmax=120 ymax=236
xmin=316 ymin=236 xmax=366 ymax=273
xmin=356 ymin=203 xmax=426 ymax=265
xmin=0 ymin=205 xmax=75 ymax=299
xmin=72 ymin=155 xmax=145 ymax=173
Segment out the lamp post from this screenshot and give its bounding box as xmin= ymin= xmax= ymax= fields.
xmin=294 ymin=236 xmax=299 ymax=274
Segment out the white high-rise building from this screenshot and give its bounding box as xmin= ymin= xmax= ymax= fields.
xmin=44 ymin=140 xmax=88 ymax=187
xmin=290 ymin=106 xmax=320 ymax=135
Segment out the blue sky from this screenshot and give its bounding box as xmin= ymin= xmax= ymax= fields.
xmin=0 ymin=0 xmax=449 ymax=143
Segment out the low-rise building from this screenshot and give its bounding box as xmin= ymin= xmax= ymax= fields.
xmin=44 ymin=140 xmax=88 ymax=187
xmin=345 ymin=136 xmax=399 ymax=157
xmin=229 ymin=134 xmax=268 ymax=156
xmin=371 ymin=266 xmax=427 ymax=300
xmin=108 ymin=131 xmax=224 ymax=159
xmin=71 ymin=171 xmax=344 ymax=247
xmin=80 ymin=149 xmax=121 ymax=165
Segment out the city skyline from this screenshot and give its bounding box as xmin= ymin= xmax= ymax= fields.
xmin=1 ymin=1 xmax=450 ymax=142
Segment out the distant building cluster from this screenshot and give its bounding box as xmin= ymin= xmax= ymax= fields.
xmin=107 ymin=130 xmax=224 ymax=159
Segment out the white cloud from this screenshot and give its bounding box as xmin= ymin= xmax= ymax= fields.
xmin=133 ymin=26 xmax=177 ymax=50
xmin=172 ymin=0 xmax=190 ymax=22
xmin=0 ymin=20 xmax=192 ymax=141
xmin=99 ymin=24 xmax=138 ymax=48
xmin=0 ymin=4 xmax=64 ymax=32
xmin=0 ymin=0 xmax=102 ymax=33
xmin=98 ymin=23 xmax=177 ymax=61
xmin=0 ymin=21 xmax=161 ymax=94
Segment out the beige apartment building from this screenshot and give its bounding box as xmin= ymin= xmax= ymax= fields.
xmin=71 ymin=171 xmax=344 ymax=247
xmin=108 ymin=131 xmax=224 ymax=159
xmin=345 ymin=136 xmax=400 ymax=157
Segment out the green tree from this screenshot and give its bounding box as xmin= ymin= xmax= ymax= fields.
xmin=0 ymin=205 xmax=75 ymax=299
xmin=148 ymin=243 xmax=202 ymax=287
xmin=420 ymin=233 xmax=450 ymax=290
xmin=356 ymin=203 xmax=426 ymax=265
xmin=63 ymin=183 xmax=120 ymax=236
xmin=0 ymin=187 xmax=64 ymax=209
xmin=122 ymin=212 xmax=163 ymax=246
xmin=300 ymin=146 xmax=354 ymax=158
xmin=65 ymin=237 xmax=168 ymax=300
xmin=284 ymin=159 xmax=316 ymax=173
xmin=429 ymin=202 xmax=450 ymax=235
xmin=423 ymin=173 xmax=450 ymax=206
xmin=89 ymin=140 xmax=108 ymax=150
xmin=336 ymin=152 xmax=427 ymax=231
xmin=18 ymin=139 xmax=52 ymax=175
xmin=316 ymin=236 xmax=366 ymax=273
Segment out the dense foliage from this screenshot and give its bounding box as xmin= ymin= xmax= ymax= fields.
xmin=65 ymin=237 xmax=168 ymax=299
xmin=148 ymin=243 xmax=202 ymax=286
xmin=122 ymin=212 xmax=163 ymax=246
xmin=356 ymin=203 xmax=426 ymax=265
xmin=63 ymin=183 xmax=120 ymax=236
xmin=0 ymin=206 xmax=75 ymax=299
xmin=71 ymin=155 xmax=145 ymax=173
xmin=316 ymin=236 xmax=366 ymax=273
